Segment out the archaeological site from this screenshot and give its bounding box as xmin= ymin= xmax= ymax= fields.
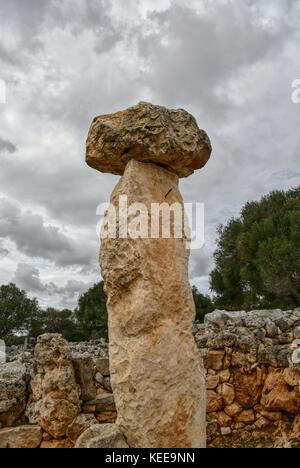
xmin=1 ymin=102 xmax=300 ymax=450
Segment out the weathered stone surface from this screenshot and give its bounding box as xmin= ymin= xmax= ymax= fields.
xmin=32 ymin=334 xmax=81 ymax=438
xmin=203 ymin=350 xmax=225 ymax=371
xmin=66 ymin=414 xmax=98 ymax=444
xmin=216 ymin=411 xmax=232 ymax=428
xmin=283 ymin=368 xmax=300 ymax=387
xmin=207 ymin=391 xmax=223 ymax=413
xmin=86 ymin=102 xmax=211 ymax=178
xmin=95 ymin=373 xmax=112 ymax=392
xmin=204 ymin=310 xmax=246 ymax=330
xmin=206 ymin=375 xmax=219 ymax=390
xmin=235 ymin=410 xmax=255 ymax=424
xmin=218 ymin=383 xmax=235 ymax=406
xmin=293 ymin=326 xmax=300 ymax=339
xmin=75 ymin=424 xmax=128 ymax=448
xmin=83 ymin=394 xmax=115 ymax=413
xmin=205 ymin=333 xmax=237 ymax=349
xmin=100 ymin=160 xmax=206 ymax=448
xmin=95 ymin=357 xmax=110 ymax=377
xmin=40 ymin=439 xmax=73 ymax=449
xmin=231 ymin=351 xmax=252 ymax=368
xmin=224 ymin=403 xmax=242 ymax=417
xmin=233 ymin=370 xmax=264 ymax=409
xmin=0 ymin=361 xmax=27 ymax=426
xmin=254 ymin=406 xmax=282 ymax=421
xmin=220 ymin=427 xmax=231 ymax=436
xmin=0 ymin=426 xmax=42 ymax=449
xmin=261 ymin=369 xmax=300 ymax=414
xmin=218 ymin=369 xmax=230 ymax=383
xmin=72 ymin=353 xmax=96 ymax=401
xmin=96 ymin=412 xmax=117 ymax=423
xmin=255 ymin=416 xmax=270 ymax=429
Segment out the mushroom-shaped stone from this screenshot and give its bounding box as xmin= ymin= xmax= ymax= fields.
xmin=86 ymin=101 xmax=212 ymax=178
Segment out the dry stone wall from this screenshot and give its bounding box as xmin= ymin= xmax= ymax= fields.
xmin=196 ymin=309 xmax=300 ymax=448
xmin=0 ymin=309 xmax=300 ymax=448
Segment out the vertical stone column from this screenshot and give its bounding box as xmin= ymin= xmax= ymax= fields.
xmin=86 ymin=102 xmax=212 ymax=448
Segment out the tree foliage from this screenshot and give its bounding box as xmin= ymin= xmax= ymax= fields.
xmin=0 ymin=282 xmax=108 ymax=344
xmin=30 ymin=308 xmax=79 ymax=342
xmin=75 ymin=282 xmax=108 ymax=340
xmin=192 ymin=286 xmax=215 ymax=323
xmin=0 ymin=283 xmax=39 ymax=339
xmin=210 ymin=187 xmax=300 ymax=310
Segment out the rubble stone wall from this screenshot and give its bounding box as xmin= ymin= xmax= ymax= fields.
xmin=196 ymin=309 xmax=300 ymax=448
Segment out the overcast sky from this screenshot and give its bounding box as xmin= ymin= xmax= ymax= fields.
xmin=0 ymin=0 xmax=299 ymax=308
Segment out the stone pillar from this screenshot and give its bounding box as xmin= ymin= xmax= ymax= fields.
xmin=86 ymin=102 xmax=212 ymax=448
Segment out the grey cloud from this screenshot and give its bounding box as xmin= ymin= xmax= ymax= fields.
xmin=14 ymin=263 xmax=44 ymax=292
xmin=0 ymin=137 xmax=17 ymax=154
xmin=190 ymin=246 xmax=212 ymax=279
xmin=0 ymin=198 xmax=97 ymax=269
xmin=0 ymin=152 xmax=118 ymax=227
xmin=135 ymin=1 xmax=296 ymax=121
xmin=0 ymin=0 xmax=117 ymax=51
xmin=0 ymin=0 xmax=49 ymax=51
xmin=14 ymin=263 xmax=92 ymax=307
xmin=0 ymin=240 xmax=8 ymax=257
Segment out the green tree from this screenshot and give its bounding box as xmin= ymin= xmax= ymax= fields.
xmin=210 ymin=187 xmax=300 ymax=310
xmin=30 ymin=307 xmax=79 ymax=341
xmin=75 ymin=282 xmax=108 ymax=340
xmin=0 ymin=283 xmax=39 ymax=339
xmin=192 ymin=286 xmax=215 ymax=323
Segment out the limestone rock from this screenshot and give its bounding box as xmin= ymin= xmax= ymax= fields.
xmin=204 ymin=310 xmax=246 ymax=330
xmin=217 ymin=383 xmax=235 ymax=406
xmin=83 ymin=394 xmax=115 ymax=413
xmin=95 ymin=357 xmax=110 ymax=377
xmin=233 ymin=370 xmax=264 ymax=408
xmin=40 ymin=439 xmax=73 ymax=449
xmin=216 ymin=411 xmax=232 ymax=428
xmin=283 ymin=368 xmax=300 ymax=387
xmin=293 ymin=326 xmax=300 ymax=339
xmin=203 ymin=350 xmax=225 ymax=371
xmin=25 ymin=374 xmax=43 ymax=424
xmin=254 ymin=406 xmax=282 ymax=421
xmin=224 ymin=403 xmax=242 ymax=417
xmin=0 ymin=425 xmax=42 ymax=449
xmin=33 ymin=334 xmax=81 ymax=438
xmin=207 ymin=391 xmax=223 ymax=413
xmin=206 ymin=375 xmax=219 ymax=390
xmin=255 ymin=416 xmax=270 ymax=429
xmin=220 ymin=427 xmax=231 ymax=436
xmin=75 ymin=424 xmax=128 ymax=449
xmin=218 ymin=369 xmax=230 ymax=383
xmin=100 ymin=160 xmax=206 ymax=448
xmin=0 ymin=361 xmax=27 ymax=426
xmin=235 ymin=410 xmax=255 ymax=424
xmin=261 ymin=369 xmax=300 ymax=414
xmin=95 ymin=372 xmax=112 ymax=392
xmin=86 ymin=102 xmax=211 ymax=178
xmin=206 ymin=333 xmax=237 ymax=349
xmin=66 ymin=414 xmax=98 ymax=444
xmin=96 ymin=411 xmax=117 ymax=423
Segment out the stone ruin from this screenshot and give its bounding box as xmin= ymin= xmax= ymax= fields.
xmin=86 ymin=102 xmax=212 ymax=448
